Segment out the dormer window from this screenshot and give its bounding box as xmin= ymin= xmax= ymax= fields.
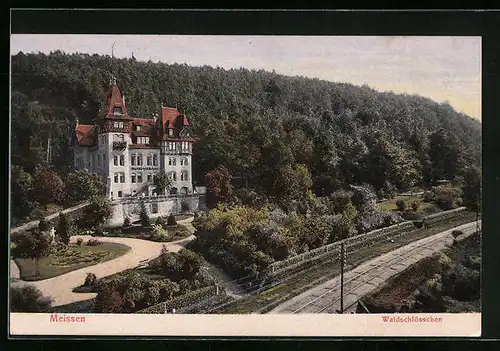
xmin=136 ymin=125 xmax=141 ymax=131
xmin=168 ymin=128 xmax=174 ymax=137
xmin=113 ymin=121 xmax=124 ymax=129
xmin=113 ymin=107 xmax=123 ymax=115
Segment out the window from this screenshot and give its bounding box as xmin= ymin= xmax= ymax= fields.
xmin=118 ymin=191 xmax=123 ymax=197
xmin=131 ymin=173 xmax=136 ymax=183
xmin=169 ymin=158 xmax=176 ymax=166
xmin=131 ymin=154 xmax=136 ymax=166
xmin=181 ymin=158 xmax=188 ymax=166
xmin=153 ymin=154 xmax=158 ymax=166
xmin=137 ymin=173 xmax=143 ymax=183
xmin=147 ymin=154 xmax=152 ymax=166
xmin=170 ymin=171 xmax=177 ymax=181
xmin=114 ymin=121 xmax=119 ymax=128
xmin=151 ymin=203 xmax=158 ymax=213
xmin=136 ymin=125 xmax=141 ymax=131
xmin=120 ymin=173 xmax=125 ymax=183
xmin=168 ymin=129 xmax=173 ymax=137
xmin=137 ymin=154 xmax=143 ymax=166
xmin=119 ymin=121 xmax=124 ymax=128
xmin=181 ymin=171 xmax=189 ymax=181
xmin=147 ymin=174 xmax=152 ymax=182
xmin=137 ymin=137 xmax=150 ymax=145
xmin=114 ymin=173 xmax=119 ymax=183
xmin=113 ymin=107 xmax=123 ymax=115
xmin=168 ymin=142 xmax=176 ymax=151
xmin=120 ymin=155 xmax=124 ymax=166
xmin=114 ymin=156 xmax=118 ymax=166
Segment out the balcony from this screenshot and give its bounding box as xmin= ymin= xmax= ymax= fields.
xmin=112 ymin=141 xmax=127 ymax=150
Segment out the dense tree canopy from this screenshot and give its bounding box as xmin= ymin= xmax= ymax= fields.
xmin=11 ymin=52 xmax=481 ymax=220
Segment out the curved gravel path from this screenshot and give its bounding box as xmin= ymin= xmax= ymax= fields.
xmin=10 ymin=232 xmax=195 ymax=307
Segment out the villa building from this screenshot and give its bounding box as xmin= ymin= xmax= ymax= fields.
xmin=70 ymin=78 xmax=198 ymax=201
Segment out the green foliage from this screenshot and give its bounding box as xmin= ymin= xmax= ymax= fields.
xmin=272 ymin=163 xmax=313 ymax=213
xmin=433 ymin=185 xmax=462 ymax=210
xmin=139 ymin=201 xmax=151 ymax=227
xmin=84 ymin=273 xmax=98 ymax=287
xmin=123 ymin=216 xmax=131 ymax=228
xmin=395 ymin=199 xmax=407 ymax=211
xmin=87 ymin=239 xmax=102 ymax=246
xmin=151 ymin=224 xmax=169 ymax=241
xmin=461 ymin=166 xmax=481 ymax=210
xmin=32 ymin=169 xmax=65 ymax=205
xmin=57 ymin=212 xmax=71 ymax=245
xmin=153 ymin=171 xmax=172 ymax=195
xmin=76 ymin=238 xmax=83 ymax=246
xmin=11 ymin=52 xmax=481 ymax=225
xmin=409 ymin=199 xmax=422 ymax=212
xmin=167 ymin=214 xmax=177 ymax=226
xmin=38 ymin=217 xmax=50 ymax=232
xmin=79 ymin=196 xmax=113 ymax=230
xmin=205 ymin=166 xmax=234 ymax=208
xmin=11 ymin=228 xmax=52 ymax=276
xmin=65 ymin=170 xmax=104 ymax=204
xmin=10 ymin=285 xmax=53 ymax=312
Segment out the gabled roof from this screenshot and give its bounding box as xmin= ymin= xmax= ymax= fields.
xmin=104 ymin=83 xmax=131 ymax=118
xmin=75 ymin=124 xmax=96 ymax=146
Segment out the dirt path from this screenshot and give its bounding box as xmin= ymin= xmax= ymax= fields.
xmin=177 ymin=217 xmax=245 ymax=298
xmin=270 ymin=221 xmax=479 ymax=314
xmin=10 ymin=234 xmax=195 ymax=307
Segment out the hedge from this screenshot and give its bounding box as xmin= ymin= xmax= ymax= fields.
xmin=136 ymin=285 xmax=221 ymax=314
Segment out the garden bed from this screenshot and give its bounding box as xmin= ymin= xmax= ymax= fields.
xmin=103 ymin=224 xmax=191 ymax=242
xmin=14 ymin=243 xmax=130 ymax=281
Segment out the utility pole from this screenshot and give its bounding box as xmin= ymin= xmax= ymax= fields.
xmin=339 ymin=242 xmax=346 ymax=314
xmin=112 ymin=42 xmax=115 ymax=58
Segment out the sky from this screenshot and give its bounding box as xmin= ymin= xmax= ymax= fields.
xmin=10 ymin=35 xmax=481 ymax=120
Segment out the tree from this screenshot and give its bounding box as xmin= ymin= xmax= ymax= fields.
xmin=123 ymin=216 xmax=131 ymax=228
xmin=461 ymin=166 xmax=481 ymax=210
xmin=273 ymin=163 xmax=313 ymax=213
xmin=153 ymin=171 xmax=172 ymax=195
xmin=11 ymin=228 xmax=51 ymax=277
xmin=65 ymin=169 xmax=104 ymax=204
xmin=205 ymin=166 xmax=234 ymax=208
xmin=10 ymin=286 xmax=53 ymax=312
xmin=10 ymin=165 xmax=36 ymax=225
xmin=428 ymin=129 xmax=465 ymax=182
xmin=38 ymin=217 xmax=50 ymax=232
xmin=32 ymin=169 xmax=65 ymax=205
xmin=79 ymin=196 xmax=113 ymax=230
xmin=57 ymin=212 xmax=71 ymax=245
xmin=139 ymin=201 xmax=151 ymax=227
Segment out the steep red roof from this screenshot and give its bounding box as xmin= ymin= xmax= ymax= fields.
xmin=105 ymin=83 xmax=130 ymax=118
xmin=161 ymin=106 xmax=180 ymax=127
xmin=75 ymin=124 xmax=96 ymax=146
xmin=183 ymin=114 xmax=190 ymax=126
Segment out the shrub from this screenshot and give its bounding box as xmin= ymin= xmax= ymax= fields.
xmin=395 ymin=199 xmax=407 ymax=211
xmin=123 ymin=216 xmax=131 ymax=228
xmin=452 ymin=230 xmax=463 ymax=240
xmin=167 ymin=214 xmax=177 ymax=226
xmin=139 ymin=201 xmax=151 ymax=227
xmin=152 ymin=224 xmax=169 ymax=241
xmin=38 ymin=217 xmax=50 ymax=232
xmin=155 ymin=216 xmax=166 ymax=228
xmin=87 ymin=238 xmax=102 ymax=246
xmin=410 ymin=199 xmax=422 ymax=212
xmin=434 ymin=185 xmax=462 ymax=211
xmin=76 ymin=238 xmax=83 ymax=246
xmin=10 ymin=285 xmax=53 ymax=312
xmin=84 ymin=273 xmax=98 ymax=287
xmin=181 ymin=199 xmax=192 ymax=213
xmin=93 ymin=227 xmax=104 ymax=237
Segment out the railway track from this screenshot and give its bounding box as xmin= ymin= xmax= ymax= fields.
xmin=274 ymin=221 xmax=479 ymax=314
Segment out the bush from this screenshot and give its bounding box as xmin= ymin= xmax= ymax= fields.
xmin=151 ymin=224 xmax=169 ymax=241
xmin=93 ymin=227 xmax=104 ymax=237
xmin=410 ymin=199 xmax=422 ymax=212
xmin=395 ymin=199 xmax=407 ymax=211
xmin=139 ymin=201 xmax=151 ymax=227
xmin=167 ymin=214 xmax=177 ymax=226
xmin=123 ymin=216 xmax=131 ymax=228
xmin=434 ymin=185 xmax=462 ymax=211
xmin=87 ymin=238 xmax=102 ymax=246
xmin=452 ymin=230 xmax=463 ymax=239
xmin=181 ymin=199 xmax=192 ymax=213
xmin=10 ymin=285 xmax=53 ymax=312
xmin=76 ymin=238 xmax=83 ymax=246
xmin=155 ymin=216 xmax=166 ymax=228
xmin=38 ymin=217 xmax=50 ymax=232
xmin=84 ymin=273 xmax=98 ymax=287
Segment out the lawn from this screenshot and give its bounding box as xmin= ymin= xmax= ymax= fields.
xmin=377 ymin=196 xmax=438 ymax=213
xmin=14 ymin=243 xmax=130 ymax=281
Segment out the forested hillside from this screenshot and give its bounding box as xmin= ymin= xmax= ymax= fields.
xmin=11 ymin=51 xmax=481 ymax=219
